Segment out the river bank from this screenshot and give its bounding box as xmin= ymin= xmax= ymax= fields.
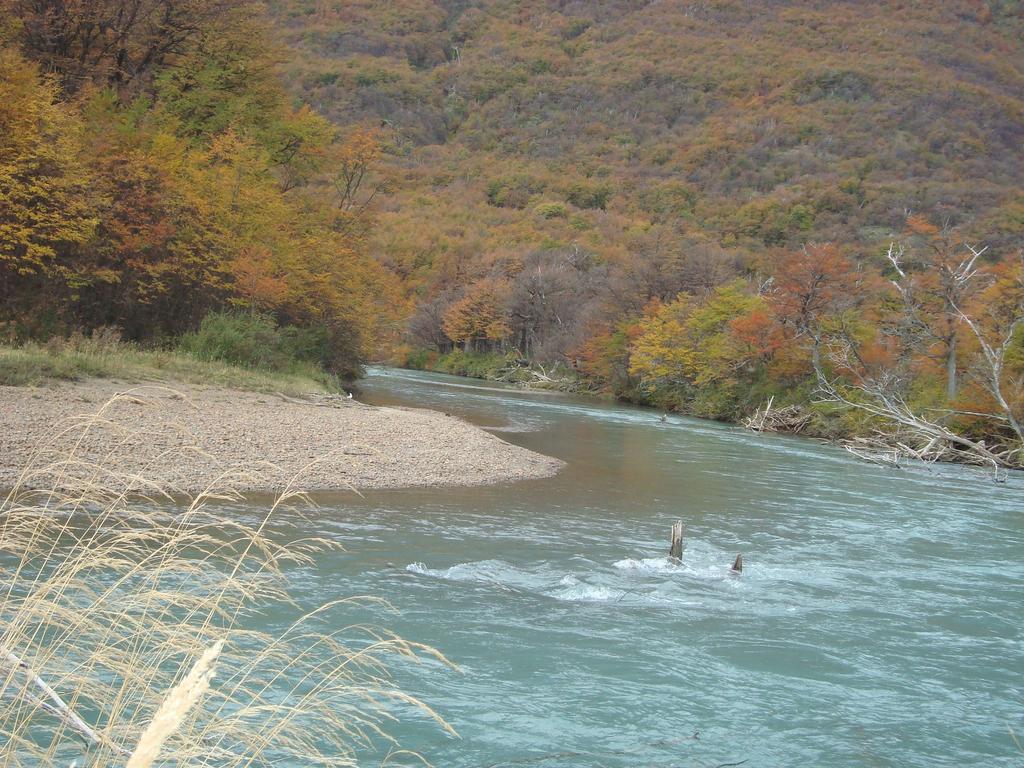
xmin=0 ymin=380 xmax=563 ymax=493
xmin=396 ymin=354 xmax=1021 ymax=473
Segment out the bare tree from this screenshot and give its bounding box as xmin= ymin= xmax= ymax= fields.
xmin=812 ymin=248 xmax=1024 ymax=470
xmin=953 ymin=252 xmax=1024 ymax=457
xmin=407 ymin=291 xmax=455 ymax=351
xmin=886 ymin=237 xmax=986 ymax=401
xmin=9 ymin=0 xmax=242 ymax=94
xmin=506 ymin=248 xmax=603 ymax=362
xmin=813 ymin=346 xmax=1013 ymax=469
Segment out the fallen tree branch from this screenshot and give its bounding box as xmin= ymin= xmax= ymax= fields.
xmin=2 ymin=648 xmax=130 ymax=756
xmin=811 ymin=332 xmax=1019 ymax=469
xmin=743 ymin=398 xmax=812 ymax=434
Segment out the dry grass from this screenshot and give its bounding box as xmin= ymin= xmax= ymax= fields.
xmin=125 ymin=640 xmax=223 ymax=768
xmin=0 ymin=393 xmax=455 ymax=766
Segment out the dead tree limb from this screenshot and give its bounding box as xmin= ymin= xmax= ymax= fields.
xmin=1 ymin=649 xmax=129 ymax=756
xmin=669 ymin=521 xmax=683 ymax=561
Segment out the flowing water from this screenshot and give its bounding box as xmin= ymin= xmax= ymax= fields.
xmin=249 ymin=368 xmax=1021 ymax=767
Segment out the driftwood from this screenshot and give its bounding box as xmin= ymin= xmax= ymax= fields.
xmin=743 ymin=397 xmax=812 ymax=434
xmin=495 ymin=362 xmax=562 ymax=385
xmin=668 ymin=521 xmax=683 ymax=560
xmin=1 ymin=649 xmax=129 ymax=755
xmin=837 ymin=431 xmax=1010 ymax=482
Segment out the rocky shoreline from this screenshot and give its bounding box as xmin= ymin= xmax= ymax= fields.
xmin=0 ymin=381 xmax=563 ymax=494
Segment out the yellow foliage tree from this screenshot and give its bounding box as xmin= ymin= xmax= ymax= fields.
xmin=630 ymin=281 xmax=768 ymax=388
xmin=0 ymin=48 xmax=95 ymax=286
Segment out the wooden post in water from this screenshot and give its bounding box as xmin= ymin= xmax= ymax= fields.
xmin=669 ymin=521 xmax=683 ymax=561
xmin=731 ymin=553 xmax=743 ymax=574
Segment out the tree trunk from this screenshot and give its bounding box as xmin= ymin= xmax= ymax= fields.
xmin=946 ymin=335 xmax=957 ymax=401
xmin=668 ymin=521 xmax=683 ymax=560
xmin=811 ymin=338 xmax=822 ymax=375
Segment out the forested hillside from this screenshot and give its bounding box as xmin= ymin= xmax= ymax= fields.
xmin=269 ymin=0 xmax=1024 ymax=328
xmin=266 ymin=0 xmax=1024 ymax=465
xmin=1 ymin=0 xmax=403 ymax=378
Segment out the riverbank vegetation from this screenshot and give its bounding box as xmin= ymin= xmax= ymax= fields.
xmin=0 ymin=320 xmax=339 ymax=394
xmin=3 ymin=0 xmax=1023 ymax=467
xmin=401 ymin=227 xmax=1024 ymax=468
xmin=0 ymin=0 xmax=403 ymax=381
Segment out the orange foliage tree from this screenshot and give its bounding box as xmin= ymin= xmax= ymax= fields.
xmin=442 ymin=278 xmax=510 ymax=352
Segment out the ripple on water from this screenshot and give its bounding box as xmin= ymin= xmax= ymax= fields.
xmin=337 ymin=368 xmax=1024 ymax=768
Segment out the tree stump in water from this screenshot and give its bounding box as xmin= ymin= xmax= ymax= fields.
xmin=669 ymin=521 xmax=683 ymax=561
xmin=731 ymin=553 xmax=743 ymax=574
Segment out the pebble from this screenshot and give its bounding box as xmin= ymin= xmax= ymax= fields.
xmin=0 ymin=381 xmax=564 ymax=494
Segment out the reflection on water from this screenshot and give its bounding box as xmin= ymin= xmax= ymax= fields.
xmin=246 ymin=367 xmax=1023 ymax=767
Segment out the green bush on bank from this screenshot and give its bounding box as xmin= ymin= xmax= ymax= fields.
xmin=177 ymin=312 xmax=362 ymax=382
xmin=433 ymin=350 xmax=514 ymax=379
xmin=179 ymin=313 xmax=311 ymax=371
xmin=399 ymin=347 xmax=440 ymax=370
xmin=400 ymin=347 xmax=533 ymax=381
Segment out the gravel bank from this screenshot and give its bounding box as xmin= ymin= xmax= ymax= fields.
xmin=0 ymin=381 xmax=563 ymax=493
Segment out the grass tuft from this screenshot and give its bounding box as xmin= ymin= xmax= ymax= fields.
xmin=0 ymin=400 xmax=454 ymax=766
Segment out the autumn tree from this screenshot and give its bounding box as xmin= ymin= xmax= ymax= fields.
xmin=70 ymin=96 xmax=233 ymax=336
xmin=0 ymin=47 xmax=95 ymax=320
xmin=629 ymin=281 xmax=771 ymax=412
xmin=229 ymin=247 xmax=288 ymax=315
xmin=333 ymin=128 xmax=384 ymax=213
xmin=956 ymin=254 xmax=1024 ymax=459
xmin=769 ymin=243 xmax=865 ymax=375
xmin=7 ymin=0 xmax=242 ymax=95
xmin=442 ymin=277 xmax=510 ymax=352
xmin=886 ymin=216 xmax=988 ymax=401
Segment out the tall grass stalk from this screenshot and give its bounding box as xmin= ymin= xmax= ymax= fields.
xmin=0 ymin=393 xmax=454 ymax=766
xmin=125 ymin=640 xmax=223 ymax=768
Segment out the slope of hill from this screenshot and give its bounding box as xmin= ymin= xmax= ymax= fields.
xmin=269 ymin=0 xmax=1024 ymax=281
xmin=265 ymin=1 xmax=1024 ymax=466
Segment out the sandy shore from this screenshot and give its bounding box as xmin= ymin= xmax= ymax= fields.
xmin=0 ymin=381 xmax=563 ymax=493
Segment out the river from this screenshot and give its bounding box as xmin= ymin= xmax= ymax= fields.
xmin=253 ymin=367 xmax=1022 ymax=766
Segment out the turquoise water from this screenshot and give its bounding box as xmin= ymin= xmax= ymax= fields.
xmin=258 ymin=367 xmax=1023 ymax=766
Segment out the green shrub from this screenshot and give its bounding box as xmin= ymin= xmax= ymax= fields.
xmin=434 ymin=350 xmax=513 ymax=379
xmin=637 ymin=181 xmax=696 ymax=221
xmin=401 ymin=347 xmax=440 ymax=370
xmin=486 ymin=175 xmax=545 ymax=209
xmin=177 ymin=312 xmax=361 ymax=380
xmin=178 ymin=313 xmax=289 ymax=370
xmin=562 ymin=19 xmax=591 ymax=39
xmin=534 ymin=201 xmax=568 ymax=219
xmin=566 ymin=182 xmax=612 ymax=210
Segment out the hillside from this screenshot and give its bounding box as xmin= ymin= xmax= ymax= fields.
xmin=265 ymin=0 xmax=1024 ymax=466
xmin=269 ymin=0 xmax=1024 ymax=302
